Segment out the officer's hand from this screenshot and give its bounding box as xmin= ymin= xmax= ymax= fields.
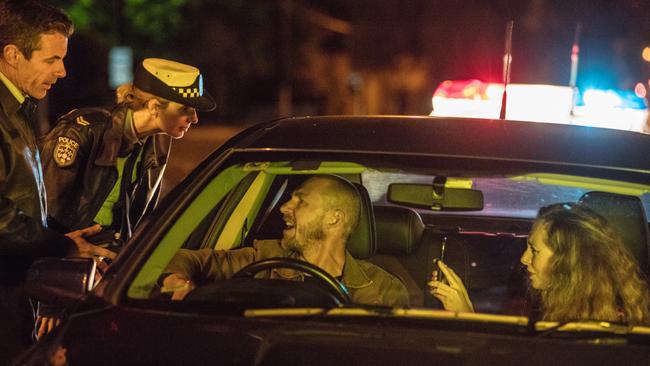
xmin=65 ymin=224 xmax=117 ymax=260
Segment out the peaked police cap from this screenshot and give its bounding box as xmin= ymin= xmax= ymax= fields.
xmin=134 ymin=58 xmax=216 ymax=112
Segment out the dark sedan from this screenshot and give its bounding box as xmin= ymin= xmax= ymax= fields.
xmin=17 ymin=116 xmax=650 ymax=365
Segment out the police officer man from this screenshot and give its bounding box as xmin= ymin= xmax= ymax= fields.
xmin=0 ymin=1 xmax=115 ymax=362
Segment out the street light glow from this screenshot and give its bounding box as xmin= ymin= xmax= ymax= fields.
xmin=642 ymin=47 xmax=650 ymax=62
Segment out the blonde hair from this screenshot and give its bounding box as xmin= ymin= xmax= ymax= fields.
xmin=115 ymin=83 xmax=170 ymax=110
xmin=533 ymin=203 xmax=650 ymax=325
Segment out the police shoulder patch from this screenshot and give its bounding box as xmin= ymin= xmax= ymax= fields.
xmin=54 ymin=136 xmax=80 ymax=167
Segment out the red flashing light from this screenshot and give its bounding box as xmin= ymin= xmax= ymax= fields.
xmin=433 ymin=79 xmax=488 ymax=99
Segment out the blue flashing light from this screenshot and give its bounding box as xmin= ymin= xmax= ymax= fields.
xmin=577 ymin=88 xmax=648 ymax=110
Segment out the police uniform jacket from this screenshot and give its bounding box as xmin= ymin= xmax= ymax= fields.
xmin=0 ymin=81 xmax=71 ymax=285
xmin=165 ymin=239 xmax=410 ymax=307
xmin=40 ymin=104 xmax=172 ymax=240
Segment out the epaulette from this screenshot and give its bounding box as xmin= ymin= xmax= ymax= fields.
xmin=58 ymin=107 xmax=111 ymax=127
xmin=50 ymin=108 xmax=111 ymax=168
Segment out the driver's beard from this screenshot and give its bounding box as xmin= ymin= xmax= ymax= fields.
xmin=281 ymin=213 xmax=326 ymax=255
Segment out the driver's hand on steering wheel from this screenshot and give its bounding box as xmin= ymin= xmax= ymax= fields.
xmin=161 ymin=273 xmax=195 ymax=301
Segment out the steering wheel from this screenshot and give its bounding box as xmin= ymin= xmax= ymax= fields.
xmin=233 ymin=257 xmax=351 ymax=304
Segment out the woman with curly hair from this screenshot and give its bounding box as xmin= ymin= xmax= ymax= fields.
xmin=429 ymin=202 xmax=650 ymax=325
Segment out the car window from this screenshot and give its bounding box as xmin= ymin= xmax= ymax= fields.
xmin=128 ymin=162 xmax=366 ymax=300
xmin=128 ymin=164 xmax=252 ymax=299
xmin=182 ymin=172 xmax=259 ymax=250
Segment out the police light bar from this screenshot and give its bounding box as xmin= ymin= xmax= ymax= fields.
xmin=431 ymin=79 xmax=573 ymax=123
xmin=430 ymin=80 xmax=649 ymax=132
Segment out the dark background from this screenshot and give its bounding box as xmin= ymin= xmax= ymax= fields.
xmin=44 ymin=0 xmax=650 ymax=126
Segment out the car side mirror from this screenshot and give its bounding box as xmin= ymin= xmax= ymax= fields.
xmin=25 ymin=257 xmax=97 ymax=307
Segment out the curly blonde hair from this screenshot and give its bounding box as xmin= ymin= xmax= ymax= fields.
xmin=115 ymin=83 xmax=170 ymax=110
xmin=533 ymin=203 xmax=650 ymax=325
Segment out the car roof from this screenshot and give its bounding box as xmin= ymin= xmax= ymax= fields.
xmin=229 ymin=116 xmax=650 ymax=173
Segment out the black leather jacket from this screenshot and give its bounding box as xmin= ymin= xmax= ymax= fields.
xmin=0 ymin=82 xmax=70 ymax=284
xmin=40 ymin=104 xmax=172 ymax=241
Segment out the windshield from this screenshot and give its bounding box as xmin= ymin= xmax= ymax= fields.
xmin=363 ymin=170 xmax=650 ymax=219
xmin=127 ymin=159 xmax=650 ymax=333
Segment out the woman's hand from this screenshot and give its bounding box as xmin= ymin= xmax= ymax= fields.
xmin=428 ymin=260 xmax=474 ymax=313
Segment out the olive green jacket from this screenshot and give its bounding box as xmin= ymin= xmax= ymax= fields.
xmin=166 ymin=240 xmax=410 ymax=307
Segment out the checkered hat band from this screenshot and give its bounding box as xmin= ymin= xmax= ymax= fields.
xmin=173 ymin=87 xmax=201 ymax=98
xmin=134 ymin=61 xmax=215 ymax=111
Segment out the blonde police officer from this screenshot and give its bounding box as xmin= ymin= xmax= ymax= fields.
xmin=41 ymin=58 xmax=216 ymax=244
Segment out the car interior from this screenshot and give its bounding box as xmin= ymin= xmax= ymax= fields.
xmin=129 ymin=160 xmax=650 ymax=317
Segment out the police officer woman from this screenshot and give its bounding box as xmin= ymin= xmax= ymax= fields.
xmin=41 ymin=58 xmax=216 ymax=244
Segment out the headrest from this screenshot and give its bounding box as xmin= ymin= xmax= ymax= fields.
xmin=346 ymin=183 xmax=377 ymax=259
xmin=374 ymin=206 xmax=425 ymax=255
xmin=578 ymin=191 xmax=649 ymax=274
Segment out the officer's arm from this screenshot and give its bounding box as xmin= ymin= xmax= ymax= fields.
xmin=39 ymin=118 xmax=88 ymax=221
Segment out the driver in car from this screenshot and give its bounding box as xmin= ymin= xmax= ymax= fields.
xmin=161 ymin=174 xmax=410 ymax=307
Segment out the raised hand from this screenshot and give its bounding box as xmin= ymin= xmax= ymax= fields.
xmin=428 ymin=260 xmax=474 ymax=313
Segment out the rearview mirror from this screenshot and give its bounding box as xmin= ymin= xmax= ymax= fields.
xmin=25 ymin=257 xmax=96 ymax=307
xmin=388 ymin=183 xmax=484 ymax=211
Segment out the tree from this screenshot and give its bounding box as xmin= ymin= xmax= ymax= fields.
xmin=52 ymin=0 xmax=189 ymax=50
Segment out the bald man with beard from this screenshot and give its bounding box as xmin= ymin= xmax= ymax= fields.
xmin=162 ymin=175 xmax=409 ymax=307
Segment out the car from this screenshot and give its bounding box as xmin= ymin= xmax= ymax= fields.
xmin=16 ymin=115 xmax=650 ymax=365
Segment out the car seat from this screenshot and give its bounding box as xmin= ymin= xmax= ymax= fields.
xmin=368 ymin=205 xmax=425 ymax=306
xmin=578 ymin=191 xmax=650 ymax=275
xmin=347 ymin=183 xmax=377 ymax=259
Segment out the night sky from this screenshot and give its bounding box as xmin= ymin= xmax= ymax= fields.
xmin=46 ymin=0 xmax=650 ymax=121
xmin=344 ymin=0 xmax=649 ymax=87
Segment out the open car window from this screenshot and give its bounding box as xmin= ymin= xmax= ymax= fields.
xmin=127 ymin=161 xmax=366 ymax=300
